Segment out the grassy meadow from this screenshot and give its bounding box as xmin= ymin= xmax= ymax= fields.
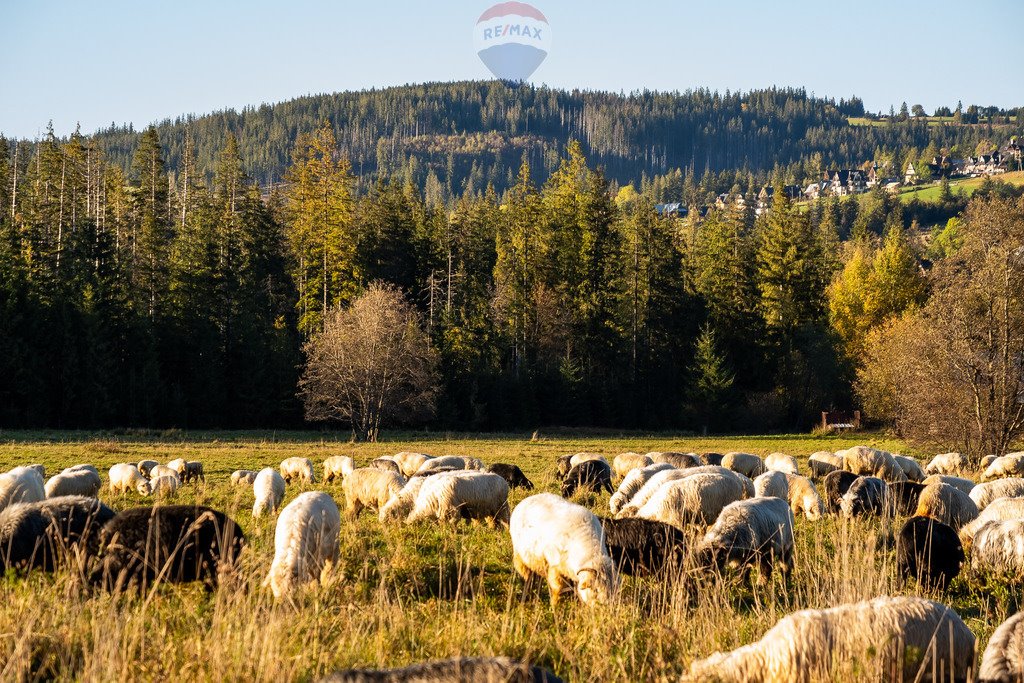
xmin=0 ymin=430 xmax=1017 ymax=681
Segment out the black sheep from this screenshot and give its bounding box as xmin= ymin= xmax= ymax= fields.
xmin=555 ymin=455 xmax=574 ymax=479
xmin=487 ymin=463 xmax=534 ymax=490
xmin=887 ymin=481 xmax=928 ymax=517
xmin=318 ymin=657 xmax=563 ymax=683
xmin=702 ymin=453 xmax=724 ymax=467
xmin=93 ymin=505 xmax=245 ymax=591
xmin=896 ymin=516 xmax=964 ymax=590
xmin=561 ymin=460 xmax=613 ymax=497
xmin=822 ymin=470 xmax=859 ymax=513
xmin=840 ymin=476 xmax=888 ymax=517
xmin=599 ymin=517 xmax=686 ymax=576
xmin=0 ymin=495 xmax=115 ymax=571
xmin=652 ymin=452 xmax=702 ymax=469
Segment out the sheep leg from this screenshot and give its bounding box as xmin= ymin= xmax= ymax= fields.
xmin=546 ymin=567 xmax=567 ymax=606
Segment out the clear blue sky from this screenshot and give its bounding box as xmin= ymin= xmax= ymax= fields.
xmin=2 ymin=0 xmax=1021 ymax=139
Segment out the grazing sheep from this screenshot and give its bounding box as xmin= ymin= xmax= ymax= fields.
xmin=807 ymin=451 xmax=843 ymax=477
xmin=617 ymin=466 xmax=752 ymax=518
xmin=323 ymin=456 xmax=356 ymax=482
xmin=925 ymin=452 xmax=971 ymax=476
xmin=317 ymin=657 xmax=564 ymax=683
xmin=107 ymin=464 xmax=151 ymax=496
xmin=687 ymin=596 xmax=975 ymax=683
xmin=342 ymin=468 xmax=406 ymax=517
xmin=181 ymin=461 xmax=205 ymax=484
xmin=264 ymin=492 xmax=341 ymax=599
xmin=65 ymin=464 xmax=99 ymax=475
xmin=609 ymin=463 xmax=676 ymax=514
xmin=922 ymin=474 xmax=976 ymax=495
xmin=369 ymin=458 xmax=402 ymax=475
xmin=915 ymin=482 xmax=979 ymax=530
xmin=721 ymin=452 xmax=766 ymax=478
xmin=648 ymin=452 xmax=703 ymax=469
xmin=632 ymin=472 xmax=745 ymax=529
xmin=960 ymin=497 xmax=1024 ymax=546
xmin=510 ymin=493 xmax=620 ymax=606
xmin=150 ymin=475 xmax=180 ymax=498
xmin=0 ymin=496 xmax=115 ymax=571
xmin=598 ymin=517 xmax=686 ymax=576
xmin=613 ymin=452 xmax=653 ymax=479
xmin=253 ymin=468 xmax=286 ymax=517
xmin=24 ymin=464 xmax=45 ymax=479
xmin=822 ymin=470 xmax=859 ymax=513
xmin=970 ymin=520 xmax=1024 ymax=577
xmin=94 ymin=505 xmax=245 ymax=590
xmin=149 ymin=464 xmax=178 ymax=481
xmin=839 ymin=477 xmax=888 ymax=517
xmin=280 ymin=457 xmax=316 ymax=484
xmin=556 ymin=453 xmax=606 ymax=479
xmin=765 ymin=452 xmax=799 ymax=475
xmin=979 ymin=611 xmax=1024 ymax=683
xmin=702 ymin=453 xmax=724 ymax=466
xmin=137 ymin=460 xmax=158 ymax=477
xmin=980 ymin=454 xmax=998 ymax=471
xmin=896 ymin=516 xmax=964 ymax=590
xmin=44 ymin=469 xmax=101 ymax=499
xmin=0 ymin=467 xmax=46 ymax=511
xmin=406 ymin=471 xmax=510 ymax=526
xmin=840 ymin=446 xmax=907 ymax=482
xmin=561 ymin=459 xmax=614 ymax=498
xmin=695 ymin=497 xmax=795 ymax=583
xmin=754 ymin=472 xmax=824 ymax=520
xmin=983 ymin=453 xmax=1024 ymax=482
xmin=887 ymin=481 xmax=928 ymax=517
xmin=230 ymin=470 xmax=258 ymax=486
xmin=971 ymin=478 xmax=1024 ymax=511
xmin=893 ymin=454 xmax=926 ymax=482
xmin=378 ymin=476 xmax=430 ymax=522
xmin=390 ymin=452 xmax=433 ymax=478
xmin=487 ymin=463 xmax=534 ymax=490
xmin=416 ymin=455 xmax=485 ymax=475
xmin=165 ymin=458 xmax=187 ymax=476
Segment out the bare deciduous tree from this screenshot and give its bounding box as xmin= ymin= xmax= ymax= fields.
xmin=298 ymin=283 xmax=439 ymax=441
xmin=857 ymin=197 xmax=1024 ymax=456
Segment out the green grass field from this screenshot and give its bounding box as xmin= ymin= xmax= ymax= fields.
xmin=0 ymin=430 xmax=1015 ymax=681
xmin=897 ymin=171 xmax=1024 ymax=203
xmin=847 ymin=116 xmax=1013 ymax=128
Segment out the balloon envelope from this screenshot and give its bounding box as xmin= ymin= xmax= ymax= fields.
xmin=473 ymin=2 xmax=551 ymax=82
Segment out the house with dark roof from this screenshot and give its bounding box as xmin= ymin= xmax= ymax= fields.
xmin=826 ymin=170 xmax=868 ymax=196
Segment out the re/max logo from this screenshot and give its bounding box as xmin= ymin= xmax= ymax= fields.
xmin=481 ymin=23 xmax=543 ymax=41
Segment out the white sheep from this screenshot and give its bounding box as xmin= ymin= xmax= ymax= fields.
xmin=253 ymin=468 xmax=287 ymax=517
xmin=137 ymin=460 xmax=158 ymax=477
xmin=754 ymin=471 xmax=824 ymax=520
xmin=509 ymin=493 xmax=619 ymax=606
xmin=342 ymin=468 xmax=406 ymax=517
xmin=263 ymin=491 xmax=341 ymax=599
xmin=808 ymin=451 xmax=843 ymax=477
xmin=165 ymin=458 xmax=187 ymax=475
xmin=378 ymin=475 xmax=431 ymax=522
xmin=970 ymin=519 xmax=1024 ymax=577
xmin=696 ymin=497 xmax=794 ymax=582
xmin=983 ymin=453 xmax=1024 ymax=482
xmin=23 ymin=464 xmax=45 ymax=480
xmin=959 ymin=497 xmax=1024 ymax=547
xmin=893 ymin=454 xmax=926 ymax=482
xmin=764 ymin=452 xmax=798 ymax=475
xmin=150 ymin=474 xmax=180 ymax=498
xmin=0 ymin=466 xmax=46 ymax=511
xmin=231 ymin=470 xmax=258 ymax=486
xmin=647 ymin=452 xmax=703 ymax=468
xmin=633 ymin=472 xmax=745 ymax=529
xmin=608 ymin=462 xmax=676 ymax=514
xmin=391 ymin=452 xmax=433 ymax=478
xmin=925 ymin=452 xmax=971 ymax=476
xmin=840 ymin=446 xmax=907 ymax=482
xmin=980 ymin=454 xmax=998 ymax=470
xmin=979 ymin=610 xmax=1024 ymax=683
xmin=280 ymin=457 xmax=316 ymax=484
xmin=687 ymin=596 xmax=975 ymax=682
xmin=149 ymin=464 xmax=178 ymax=481
xmin=721 ymin=452 xmax=766 ymax=478
xmin=108 ymin=463 xmax=151 ymax=496
xmin=922 ymin=474 xmax=975 ymax=495
xmin=612 ymin=452 xmax=653 ymax=479
xmin=971 ymin=478 xmax=1024 ymax=511
xmin=44 ymin=469 xmax=101 ymax=498
xmin=615 ymin=469 xmax=692 ymax=516
xmin=322 ymin=456 xmax=355 ymax=483
xmin=405 ymin=471 xmax=510 ymax=526
xmin=64 ymin=464 xmax=98 ymax=475
xmin=417 ymin=455 xmax=485 ymax=474
xmin=914 ymin=482 xmax=979 ymax=530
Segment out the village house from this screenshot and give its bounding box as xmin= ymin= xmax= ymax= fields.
xmin=963 ymin=152 xmax=1006 ymax=177
xmin=904 ymin=161 xmax=918 ymax=185
xmin=826 ymin=169 xmax=868 ymax=196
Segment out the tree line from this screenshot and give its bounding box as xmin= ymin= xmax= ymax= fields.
xmin=1 ymin=117 xmax=1022 ymax=438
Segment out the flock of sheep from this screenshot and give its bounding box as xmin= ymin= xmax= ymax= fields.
xmin=3 ymin=446 xmax=1024 ymax=681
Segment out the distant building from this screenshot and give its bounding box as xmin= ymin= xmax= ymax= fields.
xmin=826 ymin=169 xmax=868 ymax=196
xmin=904 ymin=161 xmax=919 ymax=185
xmin=1003 ymin=137 xmax=1022 ymax=164
xmin=963 ymin=153 xmax=1006 ymax=177
xmin=654 ymin=202 xmax=688 ymax=218
xmin=756 ymin=185 xmax=801 ymax=214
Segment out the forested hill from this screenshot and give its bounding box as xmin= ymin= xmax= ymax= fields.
xmin=86 ymin=81 xmax=1017 ymax=197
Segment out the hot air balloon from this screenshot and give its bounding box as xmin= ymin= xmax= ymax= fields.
xmin=473 ymin=2 xmax=551 ymax=82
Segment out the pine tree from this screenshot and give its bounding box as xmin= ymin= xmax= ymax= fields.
xmin=129 ymin=125 xmax=171 ymax=319
xmin=688 ymin=324 xmax=734 ymax=434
